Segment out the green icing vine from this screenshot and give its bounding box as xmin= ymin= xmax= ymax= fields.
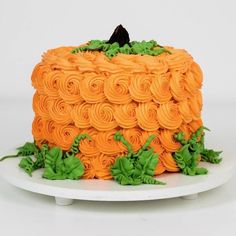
xmin=71 ymin=40 xmax=171 ymax=59
xmin=0 ymin=134 xmax=91 ymax=179
xmin=174 ymin=126 xmax=222 ymax=176
xmin=110 ymin=131 xmax=166 ymax=185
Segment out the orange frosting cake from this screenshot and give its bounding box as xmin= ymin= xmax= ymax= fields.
xmin=0 ymin=25 xmax=222 ymax=185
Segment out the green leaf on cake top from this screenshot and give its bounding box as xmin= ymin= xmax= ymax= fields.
xmin=110 ymin=131 xmax=166 ymax=186
xmin=174 ymin=126 xmax=222 ymax=176
xmin=71 ymin=25 xmax=171 ymax=58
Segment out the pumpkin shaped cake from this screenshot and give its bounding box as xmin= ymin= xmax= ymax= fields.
xmin=28 ymin=25 xmax=221 ymax=184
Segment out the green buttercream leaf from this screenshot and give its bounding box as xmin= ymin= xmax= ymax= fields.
xmin=17 ymin=142 xmax=38 ymax=156
xmin=19 ymin=157 xmax=35 ymax=176
xmin=134 ymin=149 xmax=158 ymax=177
xmin=174 ymin=126 xmax=222 ymax=176
xmin=64 ymin=155 xmax=84 ymax=180
xmin=201 ymin=149 xmax=222 ymax=164
xmin=71 ymin=39 xmax=170 ymax=58
xmin=141 ymin=175 xmax=166 ymax=185
xmin=110 ymin=157 xmax=136 ymax=185
xmin=111 ymin=134 xmax=165 ymax=186
xmin=43 ymin=147 xmax=66 ymax=180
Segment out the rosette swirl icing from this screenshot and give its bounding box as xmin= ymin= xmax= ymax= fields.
xmin=31 ymin=63 xmax=51 ymax=94
xmin=90 ymin=154 xmax=116 ymax=179
xmin=184 ymin=70 xmax=200 ymax=96
xmin=77 ymin=154 xmax=95 ymax=179
xmin=43 ymin=70 xmax=62 ymax=98
xmin=170 ymin=71 xmax=188 ymax=101
xmin=71 ymin=102 xmax=91 ymax=128
xmin=178 ymin=123 xmax=191 ymax=140
xmin=129 ymin=74 xmax=152 ymax=102
xmin=154 ymin=160 xmax=166 ymax=175
xmin=96 ymin=129 xmax=125 ymax=154
xmin=189 ymin=61 xmax=203 ymax=89
xmin=189 ymin=93 xmax=202 ymax=120
xmin=42 ymin=119 xmax=56 ymax=143
xmin=166 ymin=48 xmax=193 ymax=73
xmin=58 ymin=71 xmax=83 ymax=104
xmin=136 ymin=102 xmax=160 ymax=131
xmin=122 ymin=128 xmax=142 ymax=152
xmin=79 ymin=72 xmax=106 ymax=103
xmin=78 ymin=154 xmax=115 ymax=179
xmin=48 ymin=98 xmax=73 ymax=124
xmin=178 ymin=100 xmax=193 ymax=123
xmin=89 ymin=102 xmax=118 ymax=131
xmin=104 ymin=73 xmax=131 ymax=104
xmin=52 ymin=124 xmax=80 ymax=150
xmin=159 ymin=129 xmax=181 ymax=152
xmin=32 ymin=116 xmax=44 ymax=140
xmin=33 ymin=92 xmax=51 ymax=119
xmin=140 ymin=131 xmax=164 ymax=155
xmin=159 ymin=152 xmax=179 ymax=172
xmin=79 ymin=128 xmax=100 ymax=156
xmin=157 ymin=102 xmax=182 ymax=130
xmin=150 ymin=73 xmax=172 ymax=104
xmin=113 ymin=102 xmax=137 ymax=128
xmin=188 ymin=119 xmax=203 ymax=133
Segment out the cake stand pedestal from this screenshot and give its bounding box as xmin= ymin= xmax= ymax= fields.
xmin=0 ymin=156 xmax=235 ymax=206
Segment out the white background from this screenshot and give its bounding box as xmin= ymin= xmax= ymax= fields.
xmin=0 ymin=0 xmax=236 ymax=236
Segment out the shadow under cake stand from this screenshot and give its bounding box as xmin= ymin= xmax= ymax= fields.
xmin=0 ymin=156 xmax=235 ymax=206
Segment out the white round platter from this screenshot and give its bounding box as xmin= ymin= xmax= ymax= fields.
xmin=0 ymin=154 xmax=235 ymax=206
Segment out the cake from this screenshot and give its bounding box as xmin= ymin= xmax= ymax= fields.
xmin=0 ymin=25 xmax=222 ymax=185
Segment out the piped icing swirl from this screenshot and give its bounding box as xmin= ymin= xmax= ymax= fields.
xmin=89 ymin=102 xmax=118 ymax=131
xmin=104 ymin=73 xmax=131 ymax=104
xmin=80 ymin=72 xmax=106 ymax=103
xmin=157 ymin=102 xmax=182 ymax=130
xmin=58 ymin=71 xmax=82 ymax=104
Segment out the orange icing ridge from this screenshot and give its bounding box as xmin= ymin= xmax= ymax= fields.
xmin=31 ymin=45 xmax=204 ymax=179
xmin=52 ymin=124 xmax=80 ymax=150
xmin=150 ymin=73 xmax=172 ymax=104
xmin=71 ymin=102 xmax=91 ymax=128
xmin=159 ymin=152 xmax=180 ymax=172
xmin=58 ymin=71 xmax=83 ymax=104
xmin=89 ymin=102 xmax=118 ymax=131
xmin=48 ymin=98 xmax=73 ymax=125
xmin=157 ymin=102 xmax=182 ymax=130
xmin=104 ymin=73 xmax=131 ymax=104
xmin=80 ymin=72 xmax=106 ymax=103
xmin=129 ymin=74 xmax=152 ymax=102
xmin=159 ymin=129 xmax=181 ymax=152
xmin=113 ymin=102 xmax=137 ymax=128
xmin=136 ymin=102 xmax=160 ymax=131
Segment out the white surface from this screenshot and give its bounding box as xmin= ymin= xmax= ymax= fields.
xmin=0 ymin=100 xmax=236 ymax=236
xmin=0 ymin=0 xmax=236 ymax=102
xmin=0 ymin=153 xmax=235 ymax=203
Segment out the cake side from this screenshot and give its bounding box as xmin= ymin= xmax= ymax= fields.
xmin=31 ymin=45 xmax=203 ymax=180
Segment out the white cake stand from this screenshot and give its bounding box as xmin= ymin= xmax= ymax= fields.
xmin=0 ymin=154 xmax=235 ymax=206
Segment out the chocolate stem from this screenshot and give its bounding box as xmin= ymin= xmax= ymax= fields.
xmin=107 ymin=24 xmax=130 ymax=47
